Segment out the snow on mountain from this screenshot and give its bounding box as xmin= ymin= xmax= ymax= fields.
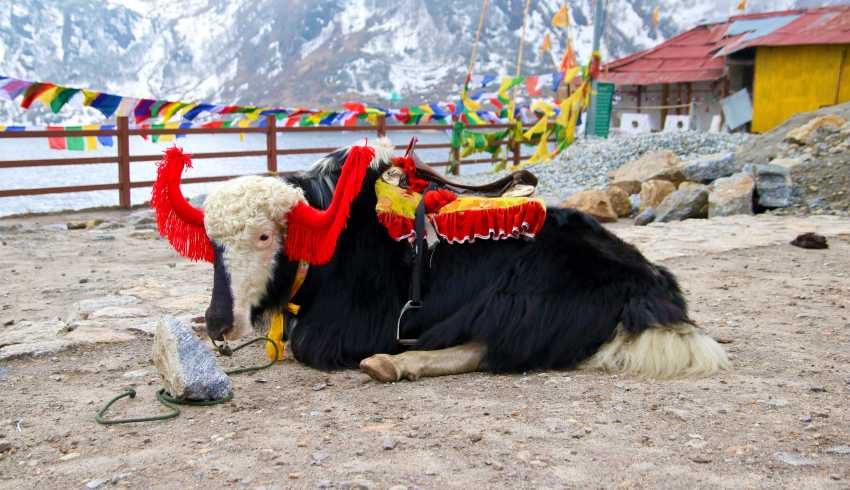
xmin=1 ymin=0 xmax=848 ymax=124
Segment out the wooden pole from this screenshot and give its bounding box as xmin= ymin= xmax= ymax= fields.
xmin=637 ymin=85 xmax=643 ymax=113
xmin=661 ymin=84 xmax=669 ymax=129
xmin=116 ymin=116 xmax=131 ymax=209
xmin=265 ymin=115 xmax=278 ymax=175
xmin=376 ymin=114 xmax=387 ymax=137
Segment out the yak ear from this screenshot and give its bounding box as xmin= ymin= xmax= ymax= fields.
xmin=283 ymin=144 xmax=376 ymax=265
xmin=150 ymin=146 xmax=214 ymax=263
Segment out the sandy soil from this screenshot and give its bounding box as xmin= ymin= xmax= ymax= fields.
xmin=1 ymin=209 xmax=849 ymax=489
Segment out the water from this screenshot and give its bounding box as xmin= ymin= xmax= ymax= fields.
xmin=0 ymin=128 xmax=512 ymax=217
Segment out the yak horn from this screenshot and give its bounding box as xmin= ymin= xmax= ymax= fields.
xmin=284 ymin=144 xmax=375 ymax=265
xmin=150 ymin=146 xmax=214 ymax=262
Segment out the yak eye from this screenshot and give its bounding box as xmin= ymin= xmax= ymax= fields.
xmin=259 ymin=234 xmax=269 ymax=241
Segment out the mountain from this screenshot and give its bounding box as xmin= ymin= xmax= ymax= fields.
xmin=1 ymin=0 xmax=847 ymax=124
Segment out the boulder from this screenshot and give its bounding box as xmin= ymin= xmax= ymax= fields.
xmin=605 ymin=186 xmax=632 ymax=218
xmin=67 ymin=295 xmax=141 ymax=322
xmin=708 ymin=173 xmax=754 ymax=218
xmin=561 ymin=189 xmax=618 ymax=223
xmin=769 ymin=157 xmax=804 ymax=171
xmin=681 ymin=152 xmax=737 ymax=183
xmin=785 ymin=114 xmax=846 ymax=144
xmin=608 ymin=150 xmax=685 ymax=190
xmin=655 ymin=187 xmax=709 ymax=222
xmin=678 ymin=181 xmax=708 ymax=191
xmin=609 ymin=180 xmax=641 ymax=196
xmin=634 ymin=208 xmax=655 ymax=226
xmin=748 ymin=164 xmax=792 ymax=208
xmin=639 ymin=180 xmax=676 ymax=212
xmin=153 ymin=316 xmax=232 ymax=401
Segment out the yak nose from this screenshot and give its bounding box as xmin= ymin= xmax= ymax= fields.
xmin=205 ymin=305 xmax=233 ymax=341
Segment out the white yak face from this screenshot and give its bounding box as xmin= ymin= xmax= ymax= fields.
xmin=203 ymin=176 xmax=304 ymax=340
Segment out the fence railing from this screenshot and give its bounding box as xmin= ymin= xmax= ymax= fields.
xmin=0 ymin=115 xmax=535 ymax=209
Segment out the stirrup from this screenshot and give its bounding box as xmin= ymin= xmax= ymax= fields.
xmin=396 ymin=299 xmax=422 ymax=346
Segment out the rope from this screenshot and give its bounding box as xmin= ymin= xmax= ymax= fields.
xmin=509 ymin=0 xmax=534 ymax=121
xmin=466 ymin=0 xmax=490 ymax=80
xmin=95 ymin=336 xmax=278 ymax=425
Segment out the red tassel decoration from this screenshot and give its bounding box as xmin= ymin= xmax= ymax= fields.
xmin=423 ymin=189 xmax=457 ymax=213
xmin=284 ymin=145 xmax=376 ymax=265
xmin=150 ymin=146 xmax=214 ymax=263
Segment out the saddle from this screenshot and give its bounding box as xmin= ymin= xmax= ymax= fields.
xmin=380 ymin=139 xmax=548 ymax=345
xmin=376 ymin=150 xmax=546 ymax=245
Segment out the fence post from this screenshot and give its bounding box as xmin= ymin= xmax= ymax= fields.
xmin=376 ymin=114 xmax=386 ymax=138
xmin=265 ymin=115 xmax=278 ymax=175
xmin=512 ymin=140 xmax=521 ymax=169
xmin=116 ymin=116 xmax=131 ymax=209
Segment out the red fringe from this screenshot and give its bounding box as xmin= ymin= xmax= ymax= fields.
xmin=285 ymin=145 xmax=376 ymax=264
xmin=376 ymin=211 xmax=416 ymax=242
xmin=423 ymin=189 xmax=457 ymax=213
xmin=150 ymin=146 xmax=214 ymax=263
xmin=430 ymin=201 xmax=546 ymax=244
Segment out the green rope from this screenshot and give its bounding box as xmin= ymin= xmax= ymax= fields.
xmin=95 ymin=336 xmax=277 ymax=425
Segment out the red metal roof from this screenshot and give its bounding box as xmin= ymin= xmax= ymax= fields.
xmin=602 ymin=6 xmax=850 ymax=86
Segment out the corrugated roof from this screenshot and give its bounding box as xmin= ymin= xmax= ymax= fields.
xmin=603 ymin=6 xmax=850 ymax=86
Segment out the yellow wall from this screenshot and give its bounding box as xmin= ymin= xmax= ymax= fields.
xmin=752 ymin=44 xmax=850 ymax=133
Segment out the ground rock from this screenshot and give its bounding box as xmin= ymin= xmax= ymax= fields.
xmin=785 ymin=114 xmax=846 ymax=145
xmin=153 ymin=315 xmax=232 ymax=401
xmin=609 ymin=180 xmax=641 ymax=196
xmin=561 ymin=189 xmax=618 ymax=223
xmin=605 ymin=186 xmax=632 ymax=218
xmin=0 ymin=319 xmax=132 ymax=360
xmin=791 ymin=232 xmax=828 ymax=249
xmin=639 ymin=180 xmax=676 ymax=212
xmin=681 ymin=152 xmax=737 ymax=183
xmin=774 ymin=451 xmax=818 ymax=467
xmin=748 ymin=164 xmax=792 ymax=208
xmin=634 ymin=208 xmax=655 ymax=226
xmin=88 ymin=306 xmax=148 ymax=319
xmin=655 ymin=187 xmax=709 ymax=222
xmin=709 ymin=173 xmax=754 ymax=218
xmin=770 ymin=157 xmax=804 ymax=171
xmin=67 ymin=295 xmax=141 ymax=322
xmin=609 ymin=150 xmax=685 ymax=189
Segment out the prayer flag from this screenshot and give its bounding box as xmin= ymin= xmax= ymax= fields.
xmin=47 ymin=126 xmax=66 ymax=150
xmin=652 ymin=6 xmax=661 ymax=28
xmin=539 ymin=34 xmax=552 ymax=55
xmin=552 ymin=4 xmax=570 ymax=28
xmin=84 ymin=125 xmax=99 ymax=150
xmin=98 ymin=125 xmax=115 ymax=146
xmin=65 ymin=126 xmax=84 ymax=151
xmin=736 ymin=0 xmax=746 ymax=11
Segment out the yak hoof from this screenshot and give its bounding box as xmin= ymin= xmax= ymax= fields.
xmin=360 ymin=354 xmax=402 ymax=383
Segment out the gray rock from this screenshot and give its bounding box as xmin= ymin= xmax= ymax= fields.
xmin=708 ymin=173 xmax=754 ymax=218
xmin=310 ymin=451 xmax=330 ymax=466
xmin=747 ymin=164 xmax=792 ymax=208
xmin=153 ymin=316 xmax=232 ymax=401
xmin=655 ymin=187 xmax=709 ymax=222
xmin=382 ymin=436 xmax=398 ymax=450
xmin=773 ymin=451 xmax=818 ymax=467
xmin=628 ymin=193 xmax=640 ymax=213
xmin=85 ymin=479 xmax=107 ymax=489
xmin=634 ymin=208 xmax=655 ymax=226
xmin=126 ymin=210 xmax=156 ymax=226
xmin=0 ymin=367 xmax=7 ymax=380
xmin=682 ymin=152 xmax=737 ymax=183
xmin=339 ymin=480 xmax=375 ymax=490
xmin=825 ymin=445 xmax=850 ymax=455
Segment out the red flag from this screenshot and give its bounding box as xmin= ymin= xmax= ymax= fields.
xmin=559 ymin=40 xmax=576 ymax=72
xmin=47 ymin=125 xmax=66 ymax=150
xmin=525 ymin=76 xmax=542 ymax=96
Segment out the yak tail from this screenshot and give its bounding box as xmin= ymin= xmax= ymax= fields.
xmin=581 ymin=323 xmax=729 ymax=379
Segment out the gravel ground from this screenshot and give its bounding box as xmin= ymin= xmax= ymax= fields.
xmin=2 ymin=210 xmax=850 ymax=489
xmin=463 ymin=131 xmax=751 ymax=205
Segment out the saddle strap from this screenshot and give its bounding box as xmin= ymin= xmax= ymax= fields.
xmin=396 ymin=197 xmax=427 ymax=346
xmin=411 ymin=152 xmax=538 ymax=197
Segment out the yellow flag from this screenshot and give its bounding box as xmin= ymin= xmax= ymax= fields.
xmin=539 ymin=33 xmax=552 ymax=55
xmin=552 ymin=4 xmax=570 ymax=28
xmin=736 ymin=0 xmax=746 ymax=11
xmin=652 ymin=6 xmax=661 ymax=28
xmin=83 ymin=124 xmax=99 ymax=151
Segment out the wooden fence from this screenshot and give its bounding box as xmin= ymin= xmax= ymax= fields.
xmin=0 ymin=115 xmax=532 ymax=209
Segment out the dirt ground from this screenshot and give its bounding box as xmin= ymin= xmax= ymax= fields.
xmin=1 ymin=209 xmax=849 ymax=489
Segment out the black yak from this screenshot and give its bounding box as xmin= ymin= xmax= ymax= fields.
xmin=151 ymin=139 xmax=728 ymax=382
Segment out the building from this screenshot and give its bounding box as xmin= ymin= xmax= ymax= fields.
xmin=602 ymin=6 xmax=850 ymax=133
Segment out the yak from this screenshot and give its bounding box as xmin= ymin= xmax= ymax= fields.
xmin=151 ymin=139 xmax=728 ymax=383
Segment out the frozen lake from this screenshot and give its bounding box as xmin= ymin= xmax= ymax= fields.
xmin=0 ymin=128 xmax=503 ymax=217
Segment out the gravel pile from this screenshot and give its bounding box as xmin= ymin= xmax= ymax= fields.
xmin=462 ymin=131 xmax=751 ymax=204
